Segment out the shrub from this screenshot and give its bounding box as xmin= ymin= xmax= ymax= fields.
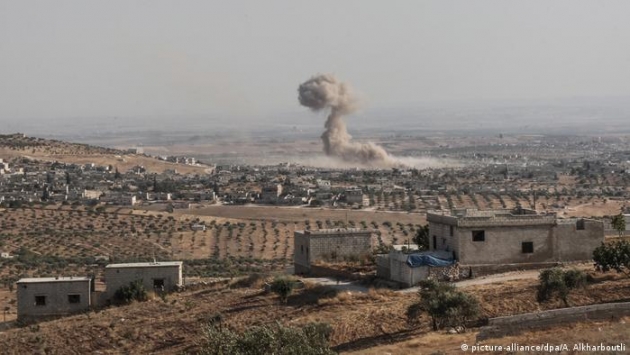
xmin=270 ymin=277 xmax=294 ymax=304
xmin=200 ymin=322 xmax=334 ymax=355
xmin=409 ymin=280 xmax=479 ymax=330
xmin=114 ymin=280 xmax=148 ymax=304
xmin=537 ymin=268 xmax=587 ymax=306
xmin=593 ymin=240 xmax=630 ymax=276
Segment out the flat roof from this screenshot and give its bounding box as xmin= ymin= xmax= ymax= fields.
xmin=17 ymin=276 xmax=91 ymax=284
xmin=296 ymin=228 xmax=374 ymax=236
xmin=105 ymin=261 xmax=183 ymax=269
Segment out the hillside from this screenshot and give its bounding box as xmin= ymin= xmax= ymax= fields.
xmin=0 ymin=133 xmax=208 ymax=174
xmin=0 ymin=270 xmax=628 ymax=354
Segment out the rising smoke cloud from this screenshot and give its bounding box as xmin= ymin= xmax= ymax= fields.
xmin=298 ymin=74 xmax=398 ymax=167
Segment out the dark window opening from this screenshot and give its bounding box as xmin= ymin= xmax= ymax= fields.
xmin=68 ymin=294 xmax=81 ymax=304
xmin=449 ymin=226 xmax=454 ymax=236
xmin=472 ymin=230 xmax=485 ymax=242
xmin=35 ymin=296 xmax=46 ymax=306
xmin=301 ymin=245 xmax=304 ymax=254
xmin=522 ymin=242 xmax=534 ymax=254
xmin=576 ymin=219 xmax=585 ymax=230
xmin=153 ymin=279 xmax=165 ymax=288
xmin=432 ymin=236 xmax=437 ymax=249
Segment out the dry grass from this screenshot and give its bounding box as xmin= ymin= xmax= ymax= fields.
xmin=0 ymin=269 xmax=628 ymax=354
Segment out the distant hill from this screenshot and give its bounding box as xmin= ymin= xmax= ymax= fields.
xmin=0 ymin=133 xmax=123 ymax=156
xmin=0 ymin=133 xmax=209 ymax=174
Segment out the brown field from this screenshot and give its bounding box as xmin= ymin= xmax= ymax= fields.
xmin=0 ymin=204 xmax=424 ymax=278
xmin=0 ymin=269 xmax=628 ymax=354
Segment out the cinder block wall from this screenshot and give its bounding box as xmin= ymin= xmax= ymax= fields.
xmin=104 ymin=266 xmax=182 ymax=299
xmin=17 ymin=280 xmax=91 ymax=321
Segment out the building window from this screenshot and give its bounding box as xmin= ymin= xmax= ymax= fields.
xmin=35 ymin=296 xmax=46 ymax=306
xmin=68 ymin=294 xmax=81 ymax=304
xmin=301 ymin=245 xmax=304 ymax=254
xmin=472 ymin=230 xmax=485 ymax=242
xmin=449 ymin=226 xmax=454 ymax=236
xmin=432 ymin=236 xmax=437 ymax=249
xmin=522 ymin=242 xmax=534 ymax=254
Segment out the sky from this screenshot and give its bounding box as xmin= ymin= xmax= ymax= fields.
xmin=1 ymin=0 xmax=630 ymax=127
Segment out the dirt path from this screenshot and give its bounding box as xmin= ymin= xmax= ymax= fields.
xmin=302 ymin=277 xmax=370 ymax=293
xmin=454 ymin=269 xmax=541 ymax=287
xmin=398 ymin=269 xmax=542 ymax=293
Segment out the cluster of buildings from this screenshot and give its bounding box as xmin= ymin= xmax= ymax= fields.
xmin=16 ymin=261 xmax=182 ymax=322
xmin=293 ymin=208 xmax=605 ymax=288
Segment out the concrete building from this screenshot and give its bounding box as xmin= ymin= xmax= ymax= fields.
xmin=261 ymin=184 xmax=283 ymax=204
xmin=427 ymin=208 xmax=604 ymax=265
xmin=104 ymin=261 xmax=183 ymax=299
xmin=377 ymin=249 xmax=455 ymax=287
xmin=17 ymin=277 xmax=92 ymax=322
xmin=345 ymin=188 xmax=364 ymax=205
xmin=294 ymin=228 xmax=373 ymax=274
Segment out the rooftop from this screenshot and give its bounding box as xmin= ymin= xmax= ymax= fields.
xmin=427 ymin=208 xmax=557 ymax=227
xmin=17 ymin=276 xmax=91 ymax=283
xmin=296 ymin=228 xmax=374 ymax=236
xmin=106 ymin=261 xmax=183 ymax=269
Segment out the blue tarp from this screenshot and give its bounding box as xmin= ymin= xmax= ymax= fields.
xmin=406 ymin=252 xmax=454 ymax=268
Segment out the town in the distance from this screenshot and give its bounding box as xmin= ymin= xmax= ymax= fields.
xmin=0 ymin=130 xmax=628 ymax=354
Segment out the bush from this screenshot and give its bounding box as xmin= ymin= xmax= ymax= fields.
xmin=593 ymin=240 xmax=630 ymax=276
xmin=270 ymin=277 xmax=294 ymax=304
xmin=114 ymin=280 xmax=148 ymax=304
xmin=409 ymin=280 xmax=479 ymax=330
xmin=200 ymin=322 xmax=334 ymax=355
xmin=537 ymin=268 xmax=587 ymax=306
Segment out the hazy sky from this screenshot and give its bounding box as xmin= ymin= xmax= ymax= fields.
xmin=2 ymin=1 xmax=630 ymax=124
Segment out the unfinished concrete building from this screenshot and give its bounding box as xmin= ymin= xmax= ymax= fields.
xmin=104 ymin=261 xmax=183 ymax=300
xmin=427 ymin=208 xmax=604 ymax=266
xmin=294 ymin=228 xmax=373 ymax=274
xmin=16 ymin=277 xmax=92 ymax=322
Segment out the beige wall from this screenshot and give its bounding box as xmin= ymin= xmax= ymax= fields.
xmin=104 ymin=265 xmax=182 ymax=299
xmin=294 ymin=231 xmax=372 ymax=273
xmin=428 ymin=221 xmax=458 ymax=256
xmin=555 ymin=220 xmax=604 ymax=261
xmin=17 ymin=280 xmax=91 ymax=321
xmin=456 ymin=225 xmax=554 ymax=265
xmin=388 ymin=251 xmax=428 ymax=287
xmin=429 ymin=219 xmax=604 ymax=266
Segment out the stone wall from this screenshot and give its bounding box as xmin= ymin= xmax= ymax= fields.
xmin=477 ymin=302 xmax=630 ymax=341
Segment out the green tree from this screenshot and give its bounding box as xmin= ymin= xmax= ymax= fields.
xmin=408 ymin=280 xmax=480 ymax=330
xmin=413 ymin=224 xmax=430 ymax=250
xmin=537 ymin=268 xmax=587 ymax=306
xmin=611 ymin=212 xmax=626 ymax=238
xmin=593 ymin=240 xmax=630 ymax=276
xmin=270 ymin=277 xmax=294 ymax=304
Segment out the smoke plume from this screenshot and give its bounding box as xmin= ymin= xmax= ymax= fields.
xmin=298 ymin=74 xmax=396 ymax=167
